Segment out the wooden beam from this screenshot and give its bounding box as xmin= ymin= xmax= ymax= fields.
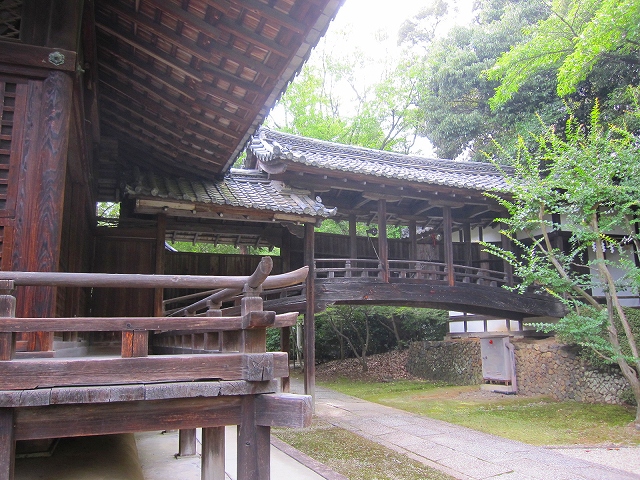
xmin=96 ymin=20 xmax=264 ymax=94
xmin=255 ymin=393 xmax=312 ymax=428
xmin=104 ymin=1 xmax=279 ymax=77
xmin=0 ymin=41 xmax=76 ymax=73
xmin=97 ymin=67 xmax=238 ymax=145
xmin=150 ymin=0 xmax=291 ymax=59
xmin=0 ymin=353 xmax=289 ymax=390
xmin=14 ymin=396 xmax=243 ymax=441
xmin=238 ymin=0 xmax=308 ymax=35
xmin=315 ymin=281 xmax=566 ymax=319
xmin=0 ymin=380 xmax=279 ymax=408
xmin=0 ymin=313 xmax=292 ymax=334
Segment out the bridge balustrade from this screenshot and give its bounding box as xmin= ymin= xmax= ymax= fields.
xmin=315 ymin=258 xmax=511 ymax=287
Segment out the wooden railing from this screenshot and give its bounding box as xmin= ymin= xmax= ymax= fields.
xmin=0 ymin=258 xmax=309 ymax=480
xmin=315 ymin=258 xmax=511 ymax=287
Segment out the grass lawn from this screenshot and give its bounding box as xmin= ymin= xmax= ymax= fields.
xmin=272 ymin=420 xmax=455 ymax=480
xmin=319 ymin=377 xmax=640 ymax=446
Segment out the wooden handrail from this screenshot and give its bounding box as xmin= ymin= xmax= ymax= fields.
xmin=314 ymin=258 xmax=511 ymax=286
xmin=0 ymin=263 xmax=308 ymax=291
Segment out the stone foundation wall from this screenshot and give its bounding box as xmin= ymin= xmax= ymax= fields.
xmin=406 ymin=338 xmax=632 ymax=405
xmin=406 ymin=339 xmax=483 ymax=385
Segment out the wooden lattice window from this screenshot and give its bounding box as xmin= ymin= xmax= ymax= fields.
xmin=0 ymin=81 xmax=17 ymax=212
xmin=0 ymin=0 xmax=22 ymax=40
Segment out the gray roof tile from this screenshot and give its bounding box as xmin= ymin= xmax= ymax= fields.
xmin=124 ymin=169 xmax=336 ymax=218
xmin=250 ymin=128 xmax=511 ymax=192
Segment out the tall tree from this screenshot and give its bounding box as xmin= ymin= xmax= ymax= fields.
xmin=270 ymin=33 xmax=423 ymax=153
xmin=486 ymin=0 xmax=640 ymax=106
xmin=404 ymin=0 xmax=557 ymax=160
xmin=484 ymin=100 xmax=640 ymax=423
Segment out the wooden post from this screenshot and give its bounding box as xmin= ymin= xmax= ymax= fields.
xmin=377 ymin=199 xmax=389 ymax=282
xmin=463 ymin=223 xmax=472 ymax=268
xmin=237 ymin=396 xmax=270 ymax=480
xmin=280 ymin=326 xmax=290 ymax=393
xmin=202 ymin=426 xmax=225 ymax=480
xmin=349 ymin=214 xmax=358 ymax=260
xmin=280 ymin=228 xmax=291 ymax=392
xmin=154 ymin=214 xmax=167 ymax=317
xmin=303 ymin=222 xmax=315 ymax=402
xmin=12 ymin=70 xmax=74 ymax=353
xmin=179 ymin=429 xmax=197 ymax=457
xmin=409 ymin=220 xmax=417 ymax=262
xmin=237 ymin=280 xmax=270 ymax=480
xmin=501 ymin=224 xmax=514 ymax=287
xmin=0 ymin=408 xmax=15 ymax=480
xmin=443 ymin=206 xmax=454 ymax=286
xmin=0 ymin=281 xmax=16 ymax=361
xmin=121 ymin=331 xmax=148 ymax=358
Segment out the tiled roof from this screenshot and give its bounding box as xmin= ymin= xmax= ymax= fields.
xmin=124 ymin=168 xmax=337 ymax=218
xmin=249 ymin=128 xmax=511 ymax=192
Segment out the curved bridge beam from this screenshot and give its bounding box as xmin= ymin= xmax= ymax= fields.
xmin=314 ymin=280 xmax=565 ymax=320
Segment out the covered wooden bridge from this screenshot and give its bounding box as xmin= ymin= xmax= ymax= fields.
xmin=0 ymin=1 xmax=564 ymax=478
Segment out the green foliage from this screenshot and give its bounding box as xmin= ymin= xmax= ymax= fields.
xmin=270 ymin=32 xmax=423 ymax=153
xmin=486 ymin=0 xmax=640 ymax=105
xmin=316 ymin=219 xmax=402 ymax=239
xmin=406 ymin=0 xmax=559 ymax=160
xmin=483 ymin=99 xmax=640 ymax=418
xmin=169 ymin=242 xmax=279 ymax=256
xmin=96 ymin=202 xmax=120 ymax=226
xmin=315 ymin=305 xmax=448 ymax=364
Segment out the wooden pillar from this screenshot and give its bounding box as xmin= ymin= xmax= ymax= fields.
xmin=0 ymin=281 xmax=16 ymax=361
xmin=12 ymin=70 xmax=74 ymax=352
xmin=280 ymin=228 xmax=291 ymax=393
xmin=377 ymin=199 xmax=389 ymax=282
xmin=178 ymin=429 xmax=197 ymax=457
xmin=303 ymin=222 xmax=315 ymax=401
xmin=280 ymin=326 xmax=291 ymax=393
xmin=409 ymin=220 xmax=417 ymax=262
xmin=443 ymin=206 xmax=454 ymax=286
xmin=237 ymin=397 xmax=270 ymax=480
xmin=154 ymin=214 xmax=167 ymax=317
xmin=237 ymin=285 xmax=270 ymax=480
xmin=202 ymin=426 xmax=225 ymax=480
xmin=463 ymin=223 xmax=472 ymax=267
xmin=349 ymin=214 xmax=358 ymax=259
xmin=121 ymin=331 xmax=148 ymax=357
xmin=501 ymin=225 xmax=514 ymax=287
xmin=0 ymin=408 xmax=15 ymax=480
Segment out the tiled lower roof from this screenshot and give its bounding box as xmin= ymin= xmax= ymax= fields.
xmin=249 ymin=128 xmax=511 ymax=192
xmin=124 ymin=168 xmax=336 ymax=218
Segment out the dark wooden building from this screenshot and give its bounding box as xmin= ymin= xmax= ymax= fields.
xmin=0 ymin=1 xmax=345 ymax=479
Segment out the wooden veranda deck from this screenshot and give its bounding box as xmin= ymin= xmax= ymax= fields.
xmin=0 ymin=258 xmax=309 ymax=480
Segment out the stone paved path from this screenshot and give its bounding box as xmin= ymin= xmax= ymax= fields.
xmin=293 ymin=380 xmax=640 ymax=480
